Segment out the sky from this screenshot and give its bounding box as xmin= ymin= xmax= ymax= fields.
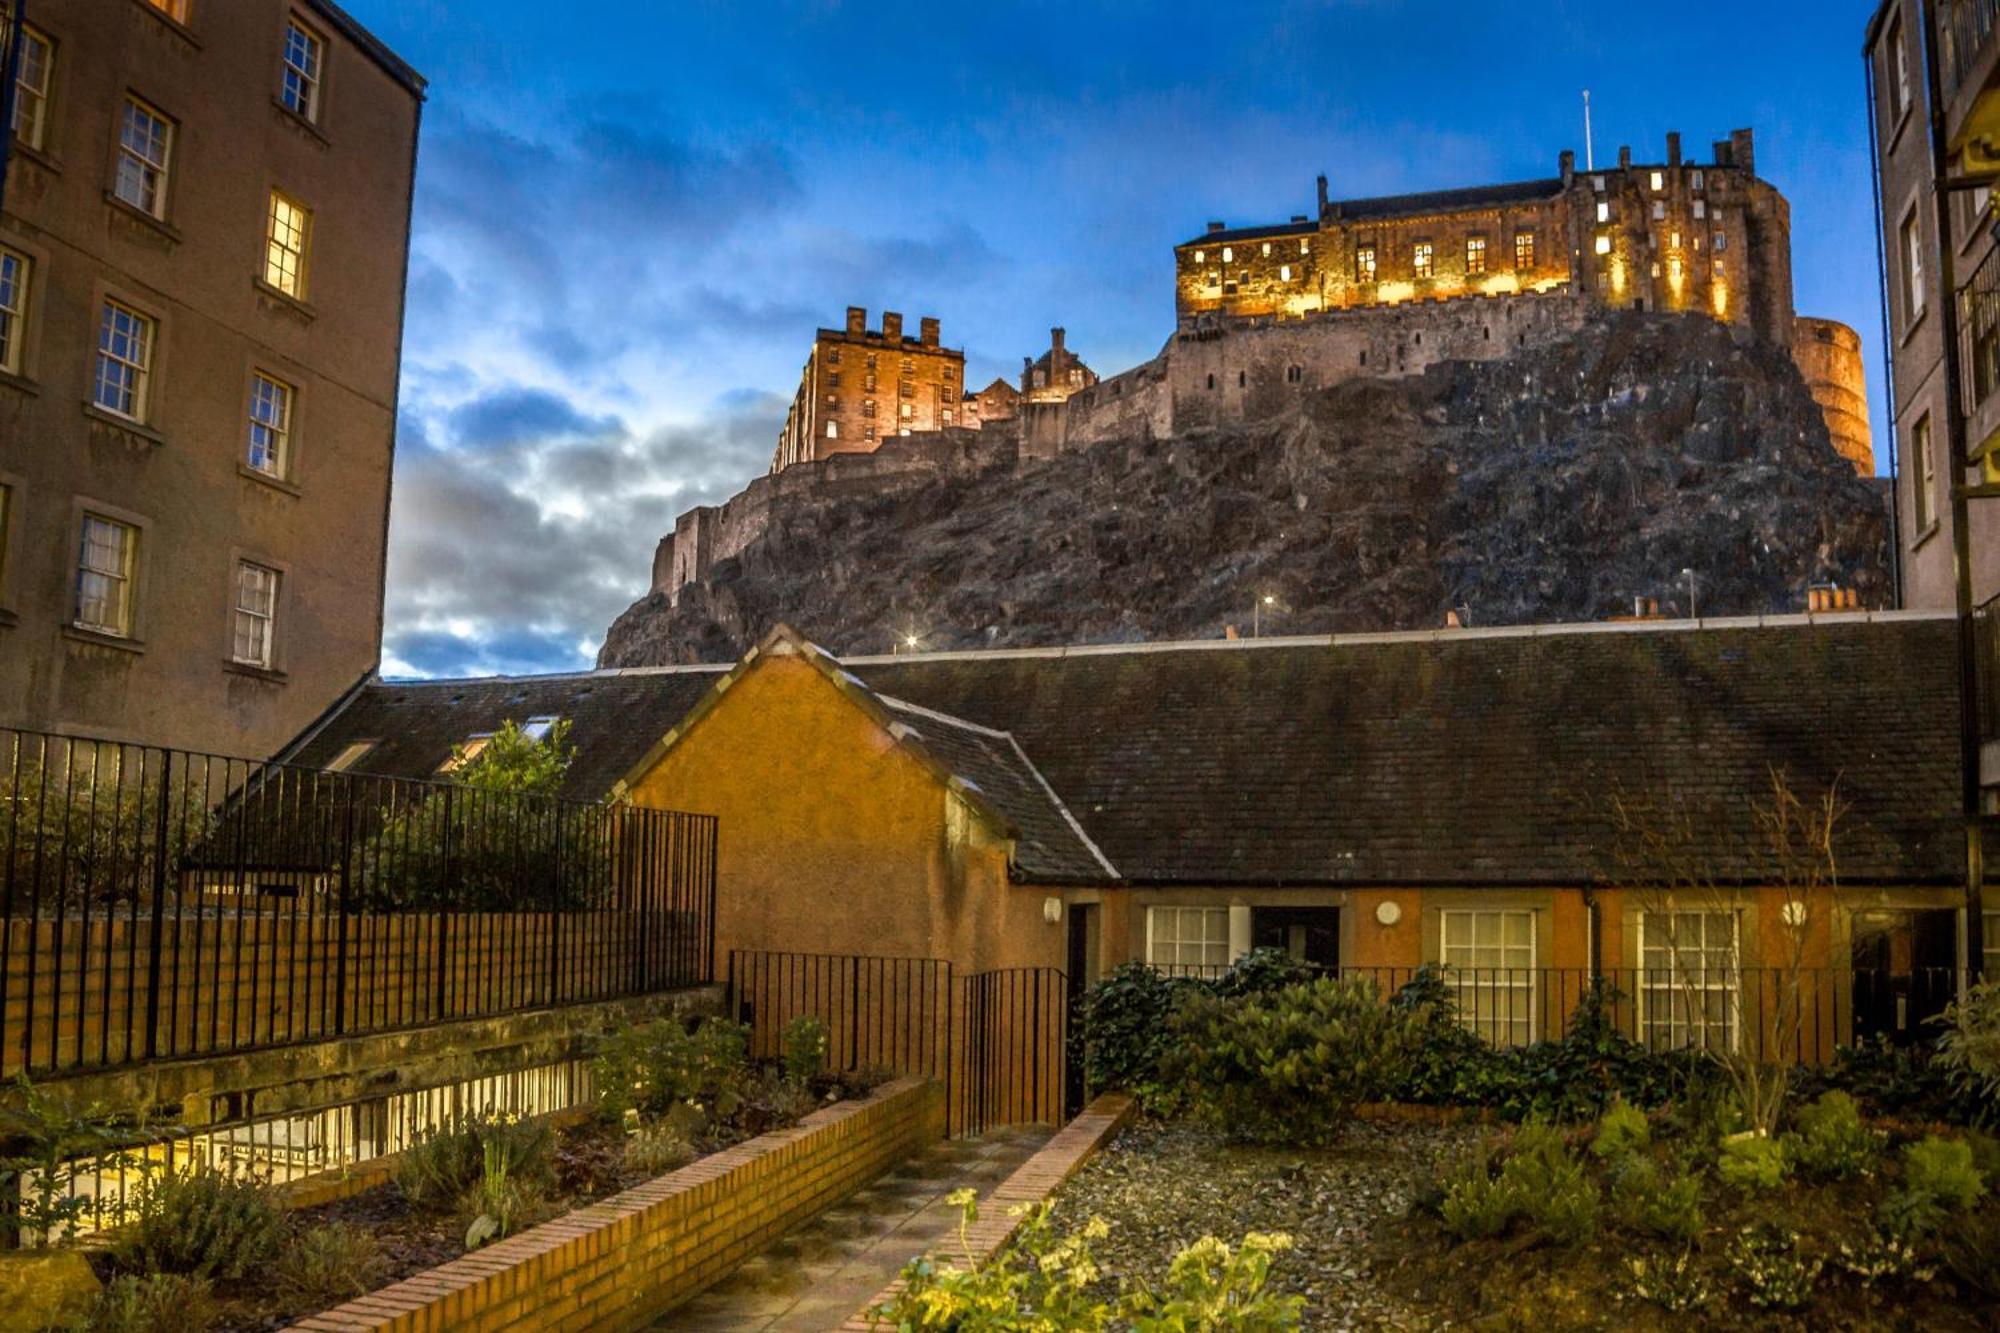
xmin=343 ymin=0 xmax=1893 ymax=680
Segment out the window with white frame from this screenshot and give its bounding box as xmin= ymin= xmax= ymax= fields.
xmin=1146 ymin=906 xmax=1230 ymax=975
xmin=1903 ymin=209 xmax=1926 ymax=326
xmin=114 ymin=97 xmax=173 ymax=218
xmin=1465 ymin=234 xmax=1487 ymax=276
xmin=3 ymin=14 xmax=52 ymax=151
xmin=231 ymin=561 xmax=279 ymax=667
xmin=246 ymin=371 xmax=292 ymax=476
xmin=1440 ymin=910 xmax=1536 ymax=1046
xmin=280 ymin=18 xmax=324 ymax=122
xmin=1915 ymin=413 xmax=1936 ymax=530
xmin=519 ymin=715 xmax=561 ymax=742
xmin=1890 ymin=16 xmax=1912 ymax=118
xmin=1413 ymin=240 xmax=1434 ymax=278
xmin=0 ymin=245 xmax=26 ymax=376
xmin=1638 ymin=910 xmax=1740 ymax=1052
xmin=74 ymin=514 xmax=136 ymax=636
xmin=825 ymin=419 xmax=838 ymax=439
xmin=264 ymin=192 xmax=311 ymax=298
xmin=94 ymin=300 xmax=154 ymax=420
xmin=1986 ymin=911 xmax=2000 ymax=983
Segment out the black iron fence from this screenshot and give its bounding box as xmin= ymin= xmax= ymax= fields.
xmin=959 ymin=968 xmax=1069 ymax=1136
xmin=1 ymin=726 xmax=717 ymax=1078
xmin=1962 ymin=245 xmax=2000 ymax=418
xmin=1942 ymin=0 xmax=2000 ymax=102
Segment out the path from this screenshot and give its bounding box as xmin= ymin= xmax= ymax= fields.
xmin=655 ymin=1124 xmax=1052 ymax=1331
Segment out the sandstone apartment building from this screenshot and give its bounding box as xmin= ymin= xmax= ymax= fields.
xmin=0 ymin=0 xmax=423 ymax=757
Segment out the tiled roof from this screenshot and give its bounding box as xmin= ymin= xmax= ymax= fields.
xmin=1326 ymin=177 xmax=1565 ymax=222
xmin=282 ymin=615 xmax=1963 ymax=887
xmin=1178 ymin=221 xmax=1316 ymax=248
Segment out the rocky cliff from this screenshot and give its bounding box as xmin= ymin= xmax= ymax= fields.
xmin=599 ymin=313 xmax=1892 ymax=667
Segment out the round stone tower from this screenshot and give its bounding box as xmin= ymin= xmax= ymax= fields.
xmin=1790 ymin=317 xmax=1873 ymax=476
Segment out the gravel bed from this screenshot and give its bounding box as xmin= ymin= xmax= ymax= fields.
xmin=1047 ymin=1116 xmax=1482 ymax=1331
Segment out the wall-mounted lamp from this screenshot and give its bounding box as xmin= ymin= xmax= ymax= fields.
xmin=1374 ymin=900 xmax=1403 ymax=927
xmin=1780 ymin=900 xmax=1808 ymax=928
xmin=1043 ymin=896 xmax=1063 ymax=924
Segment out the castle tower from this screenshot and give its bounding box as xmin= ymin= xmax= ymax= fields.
xmin=1791 ymin=318 xmax=1875 ymax=477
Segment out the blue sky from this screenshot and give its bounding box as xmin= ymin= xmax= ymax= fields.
xmin=347 ymin=0 xmax=1890 ymax=679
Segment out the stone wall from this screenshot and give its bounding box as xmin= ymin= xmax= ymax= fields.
xmin=1792 ymin=316 xmax=1875 ymax=476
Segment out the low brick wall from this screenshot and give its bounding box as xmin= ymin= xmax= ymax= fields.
xmin=837 ymin=1092 xmax=1137 ymax=1331
xmin=297 ymin=1075 xmax=945 ymax=1332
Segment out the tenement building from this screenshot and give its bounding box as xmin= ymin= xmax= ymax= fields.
xmin=0 ymin=0 xmax=424 ymax=757
xmin=771 ymin=308 xmax=966 ymax=472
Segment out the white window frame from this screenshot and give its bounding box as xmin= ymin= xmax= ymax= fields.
xmin=231 ymin=560 xmax=279 ymax=668
xmin=519 ymin=716 xmax=560 ymax=742
xmin=1439 ymin=909 xmax=1536 ymax=1046
xmin=1413 ymin=240 xmax=1434 ymax=278
xmin=1984 ymin=910 xmax=2000 ymax=984
xmin=1892 ymin=19 xmax=1912 ymax=118
xmin=114 ymin=96 xmax=173 ymax=219
xmin=4 ymin=16 xmax=52 ymax=151
xmin=280 ymin=17 xmax=324 ymax=122
xmin=1903 ymin=208 xmax=1926 ymax=325
xmin=94 ymin=300 xmax=154 ymax=421
xmin=1145 ymin=906 xmax=1230 ymax=976
xmin=264 ymin=191 xmax=311 ymax=298
xmin=74 ymin=514 xmax=136 ymax=637
xmin=0 ymin=245 xmax=26 ymax=376
xmin=825 ymin=419 xmax=838 ymax=439
xmin=1465 ymin=234 xmax=1487 ymax=276
xmin=1636 ymin=910 xmax=1741 ymax=1053
xmin=1915 ymin=413 xmax=1937 ymax=529
xmin=246 ymin=371 xmax=292 ymax=477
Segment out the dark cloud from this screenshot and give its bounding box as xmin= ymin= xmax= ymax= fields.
xmin=449 ymin=388 xmax=623 ymax=450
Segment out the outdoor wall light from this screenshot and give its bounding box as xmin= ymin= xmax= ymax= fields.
xmin=1780 ymin=900 xmax=1808 ymax=928
xmin=1043 ymin=896 xmax=1063 ymax=924
xmin=1374 ymin=900 xmax=1403 ymax=927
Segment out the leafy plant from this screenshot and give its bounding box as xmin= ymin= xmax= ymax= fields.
xmin=1438 ymin=1143 xmax=1520 ymax=1240
xmin=620 ymin=1114 xmax=695 ymax=1177
xmin=112 ymin=1164 xmax=285 ymax=1282
xmin=1122 ymin=1232 xmax=1305 ymax=1331
xmin=1717 ymin=1133 xmax=1788 ymax=1192
xmin=274 ymin=1222 xmax=389 ymax=1306
xmin=1623 ymin=1249 xmax=1715 ymax=1314
xmin=1782 ymin=1090 xmax=1880 ymax=1180
xmin=591 ymin=1017 xmax=751 ymax=1125
xmin=67 ymin=1274 xmax=220 ymax=1333
xmin=1726 ymin=1226 xmax=1822 ymax=1310
xmin=462 ymin=1136 xmax=544 ymax=1250
xmin=1591 ymin=1098 xmax=1651 ymax=1160
xmin=780 ymin=1014 xmax=830 ymax=1084
xmin=1076 ymin=963 xmax=1200 ymax=1102
xmin=1936 ymin=979 xmax=2000 ymax=1112
xmin=1881 ymin=1134 xmax=1986 ymax=1237
xmin=1606 ymin=1152 xmax=1704 ymax=1243
xmin=1210 ymin=948 xmax=1321 ymax=999
xmin=1833 ymin=1226 xmax=1935 ymax=1285
xmin=1500 ymin=1121 xmax=1598 ymax=1245
xmin=0 ymin=1072 xmax=132 ymax=1248
xmin=395 ymin=1111 xmax=554 ymax=1213
xmin=1936 ymin=1202 xmax=2000 ymax=1300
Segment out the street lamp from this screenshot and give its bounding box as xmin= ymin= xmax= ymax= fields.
xmin=1681 ymin=568 xmax=1698 ymax=621
xmin=1253 ymin=594 xmax=1276 ymax=639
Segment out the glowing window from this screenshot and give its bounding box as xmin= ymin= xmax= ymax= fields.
xmin=325 ymin=741 xmax=376 ymax=773
xmin=1413 ymin=240 xmax=1434 ymax=278
xmin=231 ymin=561 xmax=279 ymax=667
xmin=280 ymin=19 xmax=324 ymax=122
xmin=1260 ymin=241 xmax=1271 ymax=256
xmin=1299 ymin=237 xmax=1310 ymax=253
xmin=1465 ymin=235 xmax=1487 ymax=276
xmin=246 ymin=372 xmax=293 ymax=476
xmin=1279 ymin=264 xmax=1292 ymax=281
xmin=264 ymin=192 xmax=311 ymax=298
xmin=899 ymin=402 xmax=912 ymax=418
xmin=74 ymin=514 xmax=136 ymax=637
xmin=1220 ymin=246 xmax=1233 ymax=262
xmin=1193 ymin=249 xmax=1204 ymax=263
xmin=94 ymin=300 xmax=154 ymax=420
xmin=1592 ymin=175 xmax=1606 ymax=192
xmin=1514 ymin=230 xmax=1535 ymax=270
xmin=4 ymin=17 xmax=51 ymax=151
xmin=1355 ymin=245 xmax=1376 ymax=282
xmin=1693 ymin=200 xmax=1706 ymax=220
xmin=1596 ymin=200 xmax=1610 ymax=223
xmin=1650 ymin=171 xmax=1665 ymax=191
xmin=825 ymin=420 xmax=838 ymax=439
xmin=1594 ymin=234 xmax=1612 ymax=256
xmin=0 ymin=246 xmax=26 ymax=376
xmin=114 ymin=98 xmax=174 ymax=218
xmin=440 ymin=735 xmax=493 ymax=773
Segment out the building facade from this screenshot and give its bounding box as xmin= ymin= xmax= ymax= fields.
xmin=0 ymin=0 xmax=423 ymax=758
xmin=771 ymin=308 xmax=966 ymax=473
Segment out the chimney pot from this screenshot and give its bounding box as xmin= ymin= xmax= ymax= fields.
xmin=919 ymin=316 xmax=940 ymax=347
xmin=881 ymin=311 xmax=903 ymax=341
xmin=1667 ymin=132 xmax=1682 ymax=166
xmin=1316 ymin=174 xmax=1329 ymax=213
xmin=845 ymin=306 xmax=866 ymax=336
xmin=1208 ymin=221 xmax=1226 ymax=233
xmin=1559 ymin=149 xmax=1575 ymax=185
xmin=1618 ymin=145 xmax=1632 ymax=170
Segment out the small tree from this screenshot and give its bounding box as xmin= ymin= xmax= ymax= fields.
xmin=1598 ymin=766 xmax=1846 ymax=1136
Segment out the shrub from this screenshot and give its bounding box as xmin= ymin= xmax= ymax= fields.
xmin=780 ymin=1015 xmax=830 ymax=1084
xmin=592 ymin=1017 xmax=751 ymax=1124
xmin=1590 ymin=1098 xmax=1651 ymax=1160
xmin=112 ymin=1165 xmax=284 ymax=1282
xmin=1122 ymin=1232 xmax=1305 ymax=1331
xmin=1782 ymin=1090 xmax=1880 ymax=1180
xmin=1385 ymin=966 xmax=1500 ymax=1106
xmin=1165 ymin=977 xmax=1420 ymax=1144
xmin=1937 ymin=1202 xmax=2000 ymax=1300
xmin=1607 ymin=1153 xmax=1704 ymax=1244
xmin=621 ymin=1117 xmax=694 ymax=1177
xmin=1438 ymin=1145 xmax=1521 ymax=1240
xmin=1076 ymin=964 xmax=1199 ymax=1101
xmin=1882 ymin=1133 xmax=1987 ymax=1237
xmin=1834 ymin=1226 xmax=1935 ymax=1285
xmin=461 ymin=1136 xmax=547 ymax=1250
xmin=274 ymin=1222 xmax=388 ymax=1307
xmin=1935 ymin=979 xmax=2000 ymax=1110
xmin=1727 ymin=1227 xmax=1822 ymax=1310
xmin=0 ymin=1073 xmax=131 ymax=1249
xmin=1808 ymin=1036 xmax=1975 ymax=1124
xmin=68 ymin=1274 xmax=219 ymax=1333
xmin=1623 ymin=1250 xmax=1716 ymax=1314
xmin=1211 ymin=947 xmax=1321 ymax=999
xmin=1501 ymin=1121 xmax=1599 ymax=1245
xmin=396 ymin=1111 xmax=554 ymax=1214
xmin=1717 ymin=1133 xmax=1788 ymax=1192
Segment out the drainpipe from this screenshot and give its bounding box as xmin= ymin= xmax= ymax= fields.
xmin=1866 ymin=31 xmax=1906 ymax=604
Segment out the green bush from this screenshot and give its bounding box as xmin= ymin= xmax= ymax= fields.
xmin=274 ymin=1222 xmax=388 ymax=1307
xmin=592 ymin=1017 xmax=751 ymax=1124
xmin=1717 ymin=1133 xmax=1788 ymax=1192
xmin=1384 ymin=966 xmax=1501 ymax=1106
xmin=1210 ymin=947 xmax=1321 ymax=999
xmin=67 ymin=1274 xmax=219 ymax=1333
xmin=1122 ymin=1232 xmax=1305 ymax=1331
xmin=1782 ymin=1090 xmax=1880 ymax=1180
xmin=112 ymin=1165 xmax=284 ymax=1282
xmin=0 ymin=1072 xmax=132 ymax=1249
xmin=395 ymin=1111 xmax=554 ymax=1214
xmin=1165 ymin=976 xmax=1421 ymax=1144
xmin=1076 ymin=963 xmax=1200 ymax=1101
xmin=780 ymin=1015 xmax=830 ymax=1084
xmin=1590 ymin=1098 xmax=1651 ymax=1160
xmin=1881 ymin=1133 xmax=1987 ymax=1238
xmin=1936 ymin=979 xmax=2000 ymax=1110
xmin=1501 ymin=1121 xmax=1599 ymax=1245
xmin=1606 ymin=1152 xmax=1704 ymax=1243
xmin=1623 ymin=1251 xmax=1716 ymax=1314
xmin=461 ymin=1136 xmax=548 ymax=1250
xmin=1438 ymin=1145 xmax=1520 ymax=1240
xmin=1727 ymin=1226 xmax=1823 ymax=1311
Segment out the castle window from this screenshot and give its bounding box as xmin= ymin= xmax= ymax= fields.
xmin=862 ymin=399 xmax=876 ymax=418
xmin=1594 ymin=233 xmax=1612 ymax=256
xmin=1714 ymin=259 xmax=1726 ymax=278
xmin=865 ymin=425 xmax=877 ymax=440
xmin=1466 ymin=235 xmax=1487 ymax=276
xmin=1238 ymin=370 xmax=1246 ymax=387
xmin=1652 ymin=200 xmax=1666 ymax=221
xmin=1670 ymin=231 xmax=1682 ymax=250
xmin=866 ymin=354 xmax=877 ymax=368
xmin=827 ymin=349 xmax=840 ymax=364
xmin=865 ymin=373 xmax=877 ymax=391
xmin=1221 ymin=246 xmax=1234 ymax=262
xmin=1194 ymin=249 xmax=1205 ymax=263
xmin=1515 ymin=230 xmax=1536 ymax=269
xmin=1355 ymin=245 xmax=1377 ymax=282
xmin=826 ymin=421 xmax=838 ymax=439
xmin=900 ymin=402 xmax=912 ymax=418
xmin=1690 ymin=170 xmax=1704 ymax=192
xmin=1693 ymin=200 xmax=1706 ymax=220
xmin=1715 ymin=231 xmax=1729 ymax=253
xmin=1286 ymin=365 xmax=1303 ymax=383
xmin=1207 ymin=373 xmax=1216 ymax=390
xmin=1413 ymin=241 xmax=1434 ymax=278
xmin=942 ymin=409 xmax=954 ymax=425
xmin=1650 ymin=171 xmax=1665 ymax=191
xmin=828 ymin=371 xmax=841 ymax=388
xmin=1261 ymin=242 xmax=1271 ymax=256
xmin=1068 ymin=368 xmax=1083 ymax=385
xmin=899 ymin=379 xmax=913 ymax=397
xmin=1280 ymin=264 xmax=1292 ymax=281
xmin=1300 ymin=237 xmax=1310 ymax=253
xmin=1596 ymin=201 xmax=1610 ymax=224
xmin=1592 ymin=175 xmax=1606 ymax=192
xmin=941 ymin=387 xmax=955 ymax=403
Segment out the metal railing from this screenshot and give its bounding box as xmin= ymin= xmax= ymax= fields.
xmin=1942 ymin=0 xmax=2000 ymax=102
xmin=1 ymin=726 xmax=717 ymax=1079
xmin=1961 ymin=244 xmax=2000 ymax=417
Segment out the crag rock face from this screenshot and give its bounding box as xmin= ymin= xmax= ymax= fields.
xmin=599 ymin=314 xmax=1891 ymax=667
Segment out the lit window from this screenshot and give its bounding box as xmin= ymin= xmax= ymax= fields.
xmin=114 ymin=97 xmax=174 ymax=218
xmin=1594 ymin=233 xmax=1612 ymax=256
xmin=1279 ymin=264 xmax=1292 ymax=281
xmin=1900 ymin=211 xmax=1923 ymax=324
xmin=1193 ymin=249 xmax=1205 ymax=264
xmin=0 ymin=246 xmax=26 ymax=376
xmin=1714 ymin=258 xmax=1726 ymax=278
xmin=1670 ymin=231 xmax=1682 ymax=249
xmin=3 ymin=15 xmax=52 ymax=151
xmin=825 ymin=420 xmax=838 ymax=438
xmin=1915 ymin=413 xmax=1936 ymax=529
xmin=1465 ymin=235 xmax=1487 ymax=276
xmin=1639 ymin=911 xmax=1739 ymax=1052
xmin=1984 ymin=910 xmax=1999 ymax=982
xmin=231 ymin=561 xmax=279 ymax=667
xmin=941 ymin=409 xmax=954 ymax=425
xmin=94 ymin=300 xmax=154 ymax=420
xmin=74 ymin=514 xmax=136 ymax=636
xmin=1260 ymin=241 xmax=1271 ymax=256
xmin=1355 ymin=244 xmax=1377 ymax=282
xmin=1413 ymin=240 xmax=1434 ymax=278
xmin=1596 ymin=200 xmax=1610 ymax=223
xmin=1514 ymin=230 xmax=1535 ymax=270
xmin=280 ymin=19 xmax=323 ymax=122
xmin=862 ymin=399 xmax=875 ymax=418
xmin=864 ymin=426 xmax=876 ymax=440
xmin=1299 ymin=237 xmax=1310 ymax=253
xmin=899 ymin=401 xmax=912 ymax=418
xmin=264 ymin=192 xmax=311 ymax=298
xmin=1221 ymin=246 xmax=1233 ymax=262
xmin=141 ymin=0 xmax=191 ymax=21
xmin=519 ymin=716 xmax=560 ymax=742
xmin=1693 ymin=200 xmax=1706 ymax=220
xmin=1146 ymin=906 xmax=1230 ymax=975
xmin=246 ymin=372 xmax=292 ymax=476
xmin=1650 ymin=170 xmax=1665 ymax=191
xmin=325 ymin=740 xmax=375 ymax=773
xmin=1441 ymin=910 xmax=1536 ymax=1047
xmin=440 ymin=735 xmax=493 ymax=773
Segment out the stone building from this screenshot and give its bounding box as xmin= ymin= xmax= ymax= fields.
xmin=1019 ymin=327 xmax=1097 ymax=404
xmin=0 ymin=0 xmax=423 ymax=757
xmin=770 ymin=308 xmax=966 ymax=472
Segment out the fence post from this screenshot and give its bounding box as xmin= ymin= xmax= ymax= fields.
xmin=335 ymin=789 xmax=354 ymax=1037
xmin=141 ymin=750 xmax=171 ymax=1060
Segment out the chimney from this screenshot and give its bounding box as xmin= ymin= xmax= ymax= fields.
xmin=1051 ymin=327 xmax=1065 ymax=361
xmin=1316 ymin=174 xmax=1329 ymax=214
xmin=1730 ymin=128 xmax=1756 ymax=176
xmin=1559 ymin=149 xmax=1575 ymax=185
xmin=919 ymin=316 xmax=940 ymax=347
xmin=845 ymin=306 xmax=866 ymax=336
xmin=1208 ymin=220 xmax=1227 ymax=234
xmin=1618 ymin=144 xmax=1632 ymax=170
xmin=881 ymin=311 xmax=903 ymax=341
xmin=1225 ymin=624 xmax=1240 ymax=641
xmin=1291 ymin=214 xmax=1309 ymax=224
xmin=1667 ymin=131 xmax=1682 ymax=167
xmin=1444 ymin=610 xmax=1463 ymax=629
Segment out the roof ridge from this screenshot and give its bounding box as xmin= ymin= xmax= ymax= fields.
xmin=875 ymin=693 xmax=1015 ymax=741
xmin=1001 ymin=733 xmax=1120 ymax=880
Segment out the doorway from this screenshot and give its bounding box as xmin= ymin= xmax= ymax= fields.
xmin=1250 ymin=906 xmax=1340 ymax=968
xmin=1850 ymin=909 xmax=1958 ymax=1046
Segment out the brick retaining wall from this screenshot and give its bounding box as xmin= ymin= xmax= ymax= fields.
xmin=297 ymin=1074 xmax=945 ymax=1332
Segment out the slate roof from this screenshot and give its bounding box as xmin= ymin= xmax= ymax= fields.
xmin=281 ymin=615 xmax=1963 ymax=887
xmin=1182 ymin=178 xmax=1566 ymax=247
xmin=1178 ymin=221 xmax=1316 ymax=248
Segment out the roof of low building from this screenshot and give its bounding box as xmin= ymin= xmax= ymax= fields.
xmin=281 ymin=613 xmax=1962 ymax=887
